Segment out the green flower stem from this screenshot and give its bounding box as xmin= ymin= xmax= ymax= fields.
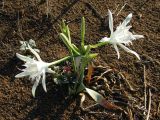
xmin=48 ymin=56 xmax=72 ymax=66
xmin=90 ymin=42 xmax=108 ymax=49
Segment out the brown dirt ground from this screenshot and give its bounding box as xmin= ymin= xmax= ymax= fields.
xmin=0 ymin=0 xmax=160 ymax=120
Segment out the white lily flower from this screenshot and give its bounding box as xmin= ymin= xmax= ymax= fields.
xmin=15 ymin=45 xmax=54 ymax=97
xmin=100 ymin=10 xmax=144 ymax=60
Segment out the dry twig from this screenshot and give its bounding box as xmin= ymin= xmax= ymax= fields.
xmin=117 ymin=3 xmax=127 ymax=16
xmin=96 ymin=69 xmax=112 ymax=81
xmin=17 ymin=10 xmax=24 ymax=40
xmin=79 ymin=93 xmax=85 ymax=108
xmin=143 ymin=65 xmax=147 ymax=111
xmin=146 ymin=89 xmax=152 ymax=120
xmin=157 ymin=102 xmax=160 ymax=115
xmin=113 ymin=4 xmax=119 ymax=14
xmin=83 ymin=103 xmax=99 ymax=111
xmin=88 ymin=111 xmax=109 ymax=115
xmin=157 ymin=102 xmax=160 ymax=116
xmin=78 ymin=116 xmax=84 ymax=120
xmin=119 ymin=72 xmax=136 ymax=91
xmin=127 ymin=107 xmax=134 ymax=120
xmin=2 ymin=0 xmax=5 ymax=9
xmin=46 ymin=0 xmax=49 ymax=18
xmin=79 ymin=93 xmax=99 ymax=111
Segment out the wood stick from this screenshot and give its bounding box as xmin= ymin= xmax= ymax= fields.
xmin=146 ymin=88 xmax=151 ymax=120
xmin=117 ymin=3 xmax=127 ymax=16
xmin=46 ymin=0 xmax=49 ymax=18
xmin=143 ymin=65 xmax=147 ymax=111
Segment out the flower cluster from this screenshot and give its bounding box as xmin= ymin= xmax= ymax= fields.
xmin=15 ymin=10 xmax=144 ymax=100
xmin=15 ymin=45 xmax=54 ymax=97
xmin=16 ymin=44 xmax=71 ymax=97
xmin=100 ymin=10 xmax=144 ymax=59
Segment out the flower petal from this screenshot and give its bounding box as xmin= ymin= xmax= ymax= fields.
xmin=47 ymin=68 xmax=55 ymax=74
xmin=42 ymin=71 xmax=47 ymax=92
xmin=28 ymin=44 xmax=42 ymax=61
xmin=15 ymin=71 xmax=30 ymax=78
xmin=113 ymin=44 xmax=120 ymax=59
xmin=108 ymin=10 xmax=113 ymax=34
xmin=32 ymin=75 xmax=41 ymax=97
xmin=118 ymin=43 xmax=140 ymax=60
xmin=16 ymin=53 xmax=32 ymax=62
xmin=99 ymin=37 xmax=110 ymax=42
xmin=133 ymin=35 xmax=144 ymax=39
xmin=122 ymin=13 xmax=132 ymax=26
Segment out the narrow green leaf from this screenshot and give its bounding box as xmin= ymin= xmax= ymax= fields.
xmin=66 ymin=25 xmax=71 ymax=42
xmin=59 ymin=33 xmax=70 ymax=49
xmin=88 ymin=53 xmax=98 ymax=59
xmin=81 ymin=17 xmax=85 ymax=50
xmin=84 ymin=45 xmax=90 ymax=55
xmin=60 ymin=33 xmax=80 ymax=55
xmin=60 ymin=20 xmax=67 ymax=34
xmin=62 ymin=20 xmax=66 ymax=29
xmin=72 ymin=44 xmax=80 ymax=53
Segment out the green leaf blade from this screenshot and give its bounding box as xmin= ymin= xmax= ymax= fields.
xmin=81 ymin=17 xmax=85 ymax=51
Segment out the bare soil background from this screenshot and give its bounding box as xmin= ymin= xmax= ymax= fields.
xmin=0 ymin=0 xmax=159 ymax=120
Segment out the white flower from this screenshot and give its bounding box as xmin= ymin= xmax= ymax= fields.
xmin=15 ymin=45 xmax=54 ymax=97
xmin=20 ymin=39 xmax=40 ymax=53
xmin=100 ymin=10 xmax=144 ymax=60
